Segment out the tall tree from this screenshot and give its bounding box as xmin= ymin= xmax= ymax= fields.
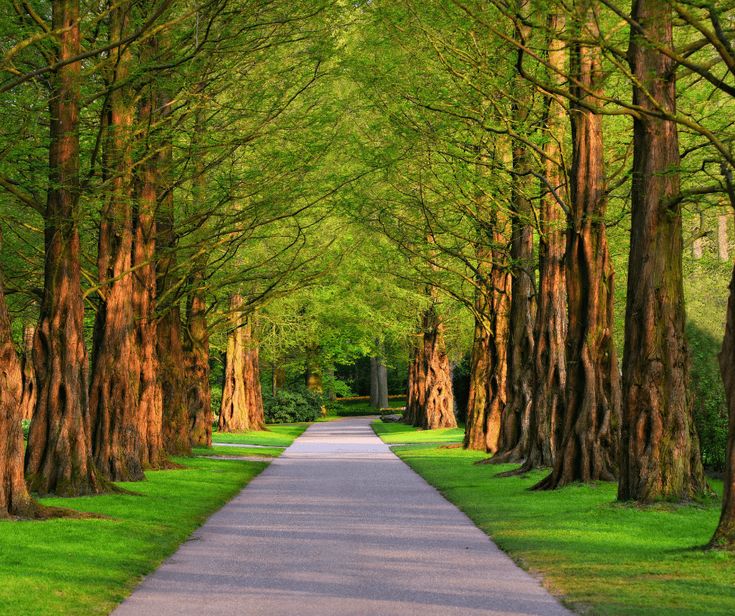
xmin=89 ymin=0 xmax=146 ymax=481
xmin=537 ymin=1 xmax=620 ymax=489
xmin=619 ymin=0 xmax=707 ymax=502
xmin=25 ymin=0 xmax=103 ymax=495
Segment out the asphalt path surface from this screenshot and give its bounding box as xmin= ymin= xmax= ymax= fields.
xmin=114 ymin=417 xmax=572 ymax=616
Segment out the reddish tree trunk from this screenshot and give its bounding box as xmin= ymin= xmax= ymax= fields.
xmin=0 ymin=267 xmax=35 ymax=517
xmin=25 ymin=0 xmax=102 ymax=496
xmin=89 ymin=2 xmax=145 ymax=481
xmin=19 ymin=324 xmax=37 ymax=422
xmin=619 ymin=0 xmax=707 ymax=502
xmin=219 ymin=294 xmax=251 ymax=432
xmin=464 ymin=251 xmax=511 ymax=452
xmin=404 ymin=342 xmax=425 ymax=426
xmin=244 ymin=323 xmax=265 ymax=430
xmin=133 ymin=79 xmax=165 ymax=469
xmin=408 ymin=305 xmax=456 ymax=430
xmin=185 ymin=269 xmax=212 ymax=447
xmin=155 ymin=90 xmax=190 ymax=456
xmin=537 ymin=4 xmax=621 ymax=490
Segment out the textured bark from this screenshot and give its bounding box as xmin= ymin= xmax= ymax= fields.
xmin=692 ymin=211 xmax=705 ymax=260
xmin=537 ymin=3 xmax=620 ymax=490
xmin=404 ymin=343 xmax=425 ymax=426
xmin=219 ymin=295 xmax=250 ymax=432
xmin=464 ymin=252 xmax=512 ymax=452
xmin=619 ymin=0 xmax=707 ymax=502
xmin=244 ymin=322 xmax=265 ymax=430
xmin=133 ymin=78 xmax=165 ymax=470
xmin=0 ymin=270 xmax=34 ymax=516
xmin=19 ymin=324 xmax=37 ymax=422
xmin=155 ymin=90 xmax=190 ymax=456
xmin=89 ymin=2 xmax=145 ymax=481
xmin=527 ymin=14 xmax=568 ymax=478
xmin=408 ymin=305 xmax=456 ymax=430
xmin=712 ymin=264 xmax=735 ymax=547
xmin=185 ymin=270 xmax=212 ymax=447
xmin=25 ymin=0 xmax=103 ymax=496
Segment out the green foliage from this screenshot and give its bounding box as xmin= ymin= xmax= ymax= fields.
xmin=391 ymin=444 xmax=732 ymax=616
xmin=325 ymin=397 xmax=406 ymax=416
xmin=21 ymin=419 xmax=30 ymax=441
xmin=263 ymin=387 xmax=323 ymax=423
xmin=0 ymin=458 xmax=265 ymax=615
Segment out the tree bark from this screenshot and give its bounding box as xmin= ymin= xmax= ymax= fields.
xmin=404 ymin=342 xmax=425 ymax=425
xmin=377 ymin=356 xmax=389 ymax=409
xmin=244 ymin=321 xmax=265 ymax=430
xmin=155 ymin=88 xmax=190 ymax=456
xmin=133 ymin=74 xmax=165 ymax=470
xmin=19 ymin=324 xmax=37 ymax=422
xmin=0 ymin=265 xmax=35 ymax=517
xmin=537 ymin=3 xmax=621 ymax=490
xmin=89 ymin=1 xmax=145 ymax=481
xmin=219 ymin=294 xmax=250 ymax=432
xmin=464 ymin=248 xmax=512 ymax=453
xmin=408 ymin=305 xmax=456 ymax=430
xmin=370 ymin=356 xmax=380 ymax=408
xmin=25 ymin=0 xmax=103 ymax=496
xmin=619 ymin=0 xmax=707 ymax=502
xmin=712 ymin=263 xmax=735 ymax=547
xmin=185 ymin=269 xmax=212 ymax=447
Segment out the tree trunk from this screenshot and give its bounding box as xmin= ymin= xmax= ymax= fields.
xmin=0 ymin=265 xmax=35 ymax=517
xmin=537 ymin=3 xmax=621 ymax=490
xmin=89 ymin=2 xmax=145 ymax=482
xmin=692 ymin=211 xmax=705 ymax=259
xmin=219 ymin=294 xmax=250 ymax=432
xmin=155 ymin=88 xmax=190 ymax=456
xmin=25 ymin=0 xmax=103 ymax=496
xmin=133 ymin=75 xmax=165 ymax=470
xmin=377 ymin=357 xmax=389 ymax=409
xmin=244 ymin=321 xmax=265 ymax=430
xmin=409 ymin=305 xmax=456 ymax=430
xmin=619 ymin=0 xmax=707 ymax=502
xmin=185 ymin=269 xmax=212 ymax=447
xmin=19 ymin=324 xmax=37 ymax=422
xmin=712 ymin=263 xmax=735 ymax=547
xmin=370 ymin=356 xmax=380 ymax=408
xmin=404 ymin=342 xmax=425 ymax=425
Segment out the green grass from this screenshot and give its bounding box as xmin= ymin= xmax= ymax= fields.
xmin=371 ymin=419 xmax=465 ymax=444
xmin=0 ymin=457 xmax=266 ymax=615
xmin=389 ymin=444 xmax=735 ymax=615
xmin=212 ymin=422 xmax=308 ymax=447
xmin=192 ymin=445 xmax=283 ymax=458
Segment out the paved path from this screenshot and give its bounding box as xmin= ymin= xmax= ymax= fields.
xmin=115 ymin=418 xmax=571 ymax=616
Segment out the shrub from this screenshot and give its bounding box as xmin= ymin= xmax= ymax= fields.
xmin=22 ymin=419 xmax=31 ymax=441
xmin=263 ymin=387 xmax=323 ymax=423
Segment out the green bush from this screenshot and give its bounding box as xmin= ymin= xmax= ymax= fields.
xmin=263 ymin=387 xmax=322 ymax=423
xmin=22 ymin=419 xmax=31 ymax=440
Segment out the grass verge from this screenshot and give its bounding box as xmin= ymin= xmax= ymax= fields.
xmin=212 ymin=422 xmax=308 ymax=447
xmin=0 ymin=457 xmax=266 ymax=615
xmin=390 ymin=444 xmax=735 ymax=616
xmin=192 ymin=445 xmax=283 ymax=458
xmin=371 ymin=419 xmax=464 ymax=444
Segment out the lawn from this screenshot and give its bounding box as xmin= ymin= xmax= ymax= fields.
xmin=0 ymin=457 xmax=266 ymax=615
xmin=211 ymin=422 xmax=308 ymax=446
xmin=371 ymin=419 xmax=465 ymax=444
xmin=390 ymin=444 xmax=735 ymax=616
xmin=192 ymin=445 xmax=283 ymax=458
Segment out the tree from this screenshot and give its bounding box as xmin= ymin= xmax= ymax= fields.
xmin=619 ymin=0 xmax=707 ymax=502
xmin=25 ymin=0 xmax=103 ymax=496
